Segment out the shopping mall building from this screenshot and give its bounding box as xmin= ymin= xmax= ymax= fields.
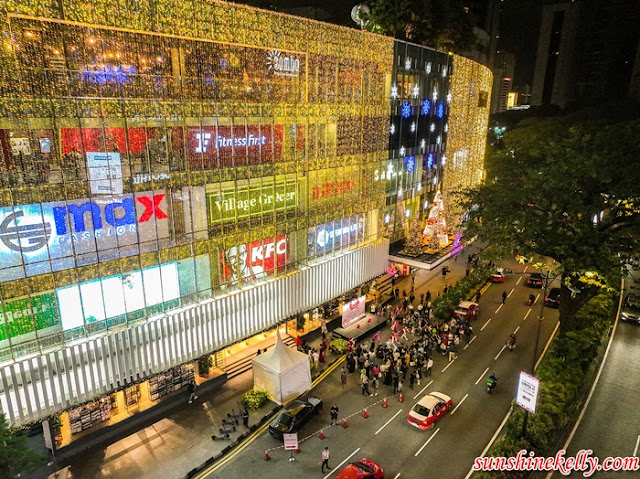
xmin=0 ymin=0 xmax=490 ymax=446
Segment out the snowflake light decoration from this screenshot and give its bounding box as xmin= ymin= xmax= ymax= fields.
xmin=405 ymin=209 xmax=411 ymax=218
xmin=422 ymin=98 xmax=431 ymax=115
xmin=401 ymin=101 xmax=412 ymax=119
xmin=442 ymin=66 xmax=447 ymax=77
xmin=430 ymin=123 xmax=435 ymax=132
xmin=425 ymin=62 xmax=432 ymax=74
xmin=420 ymin=139 xmax=426 ymax=150
xmin=426 ymin=153 xmax=435 ymax=168
xmin=412 ymin=83 xmax=419 ymax=98
xmin=444 ymin=123 xmax=448 ymax=133
xmin=446 ymin=91 xmax=452 ymax=103
xmin=385 ymin=214 xmax=390 ymax=223
xmin=391 ymin=84 xmax=398 ymax=99
xmin=432 ymin=87 xmax=438 ymax=101
xmin=389 ymin=123 xmax=396 ymax=135
xmin=405 ymin=57 xmax=411 ymax=70
xmin=399 ymin=146 xmax=406 ymax=156
xmin=410 ymin=122 xmax=415 ymax=132
xmin=436 ymin=135 xmax=441 ymax=145
xmin=441 ymin=155 xmax=447 ymax=165
xmin=436 ymin=101 xmax=445 ymax=119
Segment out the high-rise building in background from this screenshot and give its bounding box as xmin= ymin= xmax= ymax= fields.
xmin=463 ymin=0 xmax=502 ymax=67
xmin=532 ymin=0 xmax=640 ymax=107
xmin=491 ymin=51 xmax=516 ymax=113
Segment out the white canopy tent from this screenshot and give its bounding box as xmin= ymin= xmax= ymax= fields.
xmin=252 ymin=330 xmax=312 ymax=405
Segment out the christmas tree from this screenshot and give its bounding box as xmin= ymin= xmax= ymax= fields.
xmin=423 ymin=190 xmax=448 ymax=249
xmin=403 ymin=215 xmax=424 ymax=256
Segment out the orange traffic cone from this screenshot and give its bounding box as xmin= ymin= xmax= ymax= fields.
xmin=398 ymin=393 xmax=404 ymax=403
xmin=342 ymin=419 xmax=349 ymax=428
xmin=264 ymin=449 xmax=271 ymax=461
xmin=362 ymin=408 xmax=368 ymax=418
xmin=382 ymin=397 xmax=388 ymax=408
xmin=319 ymin=429 xmax=326 ymax=439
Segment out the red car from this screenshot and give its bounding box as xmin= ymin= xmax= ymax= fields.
xmin=453 ymin=301 xmax=479 ymax=321
xmin=489 ymin=271 xmax=506 ymax=283
xmin=406 ymin=392 xmax=452 ymax=430
xmin=335 ymin=459 xmax=384 ymax=479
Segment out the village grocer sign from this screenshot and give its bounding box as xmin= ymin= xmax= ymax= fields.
xmin=207 ymin=180 xmax=298 ymax=224
xmin=0 ymin=292 xmax=59 ymax=341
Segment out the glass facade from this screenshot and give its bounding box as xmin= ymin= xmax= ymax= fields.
xmin=0 ymin=1 xmax=393 ymax=361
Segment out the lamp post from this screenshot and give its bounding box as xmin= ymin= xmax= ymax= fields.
xmin=520 ymin=269 xmax=550 ymax=440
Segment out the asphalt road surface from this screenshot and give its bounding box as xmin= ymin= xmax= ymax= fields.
xmin=200 ymin=265 xmax=559 ymax=479
xmin=547 ymin=275 xmax=640 ymax=479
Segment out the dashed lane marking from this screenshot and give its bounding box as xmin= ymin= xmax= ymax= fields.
xmin=475 ymin=367 xmax=489 ymax=385
xmin=375 ymin=409 xmax=403 ymax=435
xmin=451 ymin=394 xmax=468 ymax=415
xmin=494 ymin=344 xmax=507 ymax=360
xmin=495 ymin=304 xmax=503 ymax=314
xmin=523 ymin=309 xmax=531 ymax=320
xmin=481 ymin=318 xmax=492 ymax=331
xmin=441 ymin=358 xmax=456 ymax=373
xmin=323 ymin=448 xmax=361 ymax=479
xmin=633 ymin=435 xmax=640 ymax=457
xmin=413 ymin=380 xmax=434 ymax=400
xmin=415 ymin=428 xmax=440 ymax=456
xmin=507 ymin=288 xmax=515 ymax=298
xmin=513 ymin=326 xmax=520 ymax=335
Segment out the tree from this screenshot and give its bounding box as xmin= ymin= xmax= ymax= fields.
xmin=462 ymin=106 xmax=640 ymax=334
xmin=0 ymin=414 xmax=44 ymax=478
xmin=403 ymin=215 xmax=424 ymax=256
xmin=364 ymin=0 xmax=476 ymax=53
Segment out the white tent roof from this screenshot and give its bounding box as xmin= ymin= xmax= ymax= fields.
xmin=252 ymin=330 xmax=309 ymax=374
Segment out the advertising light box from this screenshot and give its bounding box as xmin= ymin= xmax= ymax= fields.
xmin=86 ymin=151 xmax=123 ymax=195
xmin=308 ymin=214 xmax=365 ymax=257
xmin=221 ymin=235 xmax=289 ymax=283
xmin=0 ymin=292 xmax=59 ymax=341
xmin=342 ymin=295 xmax=366 ymax=328
xmin=516 ymin=371 xmax=540 ymax=414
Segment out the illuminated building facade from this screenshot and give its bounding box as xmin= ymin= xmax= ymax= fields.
xmin=0 ymin=0 xmax=490 ymax=432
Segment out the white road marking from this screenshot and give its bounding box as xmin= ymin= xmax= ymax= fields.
xmin=374 ymin=409 xmax=403 ymax=435
xmin=475 ymin=367 xmax=490 ymax=385
xmin=441 ymin=358 xmax=456 ymax=372
xmin=415 ymin=428 xmax=440 ymax=456
xmin=633 ymin=435 xmax=640 ymax=457
xmin=535 ymin=293 xmax=541 ymax=303
xmin=516 ymin=276 xmax=522 ymax=285
xmin=507 ymin=288 xmax=515 ymax=298
xmin=413 ymin=380 xmax=434 ymax=400
xmin=463 ymin=407 xmax=514 ymax=479
xmin=451 ymin=394 xmax=468 ymax=415
xmin=469 ymin=336 xmax=476 ymax=345
xmin=495 ymin=304 xmax=503 ymax=314
xmin=513 ymin=326 xmax=521 ymax=335
xmin=494 ymin=345 xmax=507 ymax=360
xmin=323 ymin=448 xmax=360 ymax=479
xmin=393 ymin=474 xmax=401 ymax=479
xmin=481 ymin=318 xmax=492 ymax=331
xmin=524 ymin=266 xmax=529 ymax=272
xmin=523 ymin=309 xmax=531 ymax=320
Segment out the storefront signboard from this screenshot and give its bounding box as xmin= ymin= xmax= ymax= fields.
xmin=0 ymin=191 xmax=170 ymax=283
xmin=207 ymin=181 xmax=297 ymax=224
xmin=516 ymin=371 xmax=540 ymax=414
xmin=342 ymin=295 xmax=366 ymax=328
xmin=308 ymin=215 xmax=365 ymax=257
xmin=86 ymin=152 xmax=123 ymax=195
xmin=221 ymin=234 xmax=289 ymax=283
xmin=0 ymin=292 xmax=59 ymax=341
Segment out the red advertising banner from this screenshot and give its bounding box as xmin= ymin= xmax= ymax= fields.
xmin=221 ymin=234 xmax=289 ymax=283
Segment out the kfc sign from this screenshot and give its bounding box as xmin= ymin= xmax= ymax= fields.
xmin=222 ymin=235 xmax=289 ymax=283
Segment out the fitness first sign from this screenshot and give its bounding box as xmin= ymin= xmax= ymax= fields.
xmin=0 ymin=191 xmax=170 ymax=283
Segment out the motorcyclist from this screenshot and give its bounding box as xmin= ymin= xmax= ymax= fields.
xmin=528 ymin=292 xmax=535 ymax=305
xmin=486 ymin=373 xmax=498 ymax=393
xmin=508 ymin=334 xmax=517 ymax=350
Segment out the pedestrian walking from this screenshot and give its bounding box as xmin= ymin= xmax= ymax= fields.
xmin=415 ymin=368 xmax=421 ymax=386
xmin=443 ymin=285 xmax=449 ymax=295
xmin=420 ymin=292 xmax=425 ymax=304
xmin=371 ymin=375 xmax=379 ymax=396
xmin=409 ymin=371 xmax=416 ymax=389
xmin=448 ymin=343 xmax=458 ymax=362
xmin=321 ymin=318 xmax=328 ymax=340
xmin=340 ymin=368 xmax=347 ymax=389
xmin=362 ymin=376 xmax=371 ymax=396
xmin=321 ymin=447 xmax=331 ymax=472
xmin=241 ymin=407 xmax=249 ymax=428
xmin=330 ymin=403 xmax=339 ymax=424
xmin=426 ymin=290 xmax=431 ymax=302
xmin=392 ymin=373 xmax=399 ymax=394
xmin=394 ymin=287 xmax=400 ymax=301
xmin=187 ymin=380 xmax=198 ymax=404
xmin=474 ymin=289 xmax=481 ymax=303
xmin=502 ymin=291 xmax=507 ymax=304
xmin=426 ymin=357 xmax=433 ymax=377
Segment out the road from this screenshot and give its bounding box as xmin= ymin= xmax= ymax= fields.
xmin=199 ymin=264 xmax=560 ymax=479
xmin=547 ymin=275 xmax=640 ymax=478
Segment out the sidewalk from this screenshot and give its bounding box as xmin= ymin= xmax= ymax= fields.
xmin=43 ymin=242 xmax=484 ymax=479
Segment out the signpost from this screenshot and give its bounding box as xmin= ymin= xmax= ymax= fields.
xmin=516 ymin=371 xmax=540 ymax=414
xmin=283 ymin=432 xmax=298 ymax=462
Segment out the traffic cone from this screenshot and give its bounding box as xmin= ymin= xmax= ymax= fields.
xmin=264 ymin=449 xmax=271 ymax=461
xmin=319 ymin=429 xmax=326 ymax=439
xmin=342 ymin=419 xmax=349 ymax=428
xmin=398 ymin=393 xmax=404 ymax=403
xmin=362 ymin=408 xmax=368 ymax=418
xmin=382 ymin=397 xmax=388 ymax=408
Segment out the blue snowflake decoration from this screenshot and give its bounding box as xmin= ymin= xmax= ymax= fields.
xmin=404 ymin=156 xmax=416 ymax=173
xmin=436 ymin=101 xmax=445 ymax=119
xmin=422 ymin=99 xmax=431 ymax=116
xmin=401 ymin=101 xmax=412 ymax=119
xmin=426 ymin=153 xmax=435 ymax=169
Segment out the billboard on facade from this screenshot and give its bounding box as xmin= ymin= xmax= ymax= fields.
xmin=0 ymin=292 xmax=59 ymax=341
xmin=342 ymin=295 xmax=366 ymax=328
xmin=308 ymin=215 xmax=365 ymax=257
xmin=221 ymin=235 xmax=289 ymax=284
xmin=0 ymin=191 xmax=171 ymax=283
xmin=86 ymin=151 xmax=123 ymax=195
xmin=207 ymin=180 xmax=298 ymax=224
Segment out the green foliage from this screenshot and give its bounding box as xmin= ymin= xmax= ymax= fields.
xmin=329 ymin=338 xmax=348 ymax=355
xmin=431 ymin=265 xmax=489 ymax=319
xmin=463 ymin=105 xmax=640 ymax=334
xmin=0 ymin=414 xmax=44 ymax=478
xmin=242 ymin=389 xmax=269 ymax=410
xmin=364 ymin=0 xmax=476 ymax=53
xmin=198 ymin=355 xmax=213 ymax=374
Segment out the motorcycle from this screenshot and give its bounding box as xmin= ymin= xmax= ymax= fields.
xmin=507 ymin=335 xmax=517 ymax=351
xmin=527 ymin=294 xmax=535 ymax=306
xmin=486 ymin=375 xmax=498 ymax=394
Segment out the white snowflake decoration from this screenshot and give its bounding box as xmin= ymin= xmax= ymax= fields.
xmin=410 ymin=122 xmax=416 ymax=132
xmin=430 ymin=123 xmax=435 ymax=132
xmin=426 ymin=62 xmax=432 ymax=74
xmin=420 ymin=139 xmax=426 ymax=150
xmin=391 ymin=84 xmax=398 ymax=99
xmin=442 ymin=67 xmax=447 ymax=78
xmin=432 ymin=87 xmax=438 ymax=101
xmin=385 ymin=214 xmax=390 ymax=223
xmin=389 ymin=123 xmax=396 ymax=134
xmin=436 ymin=135 xmax=441 ymax=145
xmin=446 ymin=91 xmax=452 ymax=103
xmin=399 ymin=146 xmax=406 ymax=156
xmin=444 ymin=123 xmax=448 ymax=133
xmin=405 ymin=209 xmax=411 ymax=218
xmin=405 ymin=57 xmax=411 ymax=70
xmin=412 ymin=84 xmax=419 ymax=98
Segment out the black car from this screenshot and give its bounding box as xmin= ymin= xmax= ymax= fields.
xmin=268 ymin=396 xmax=323 ymax=439
xmin=621 ymin=294 xmax=640 ymax=325
xmin=526 ymin=273 xmax=544 ymax=288
xmin=544 ymin=287 xmax=561 ymax=308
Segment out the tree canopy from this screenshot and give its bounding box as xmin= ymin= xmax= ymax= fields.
xmin=462 ymin=106 xmax=640 ymax=333
xmin=364 ymin=0 xmax=476 ymax=53
xmin=0 ymin=414 xmax=44 ymax=478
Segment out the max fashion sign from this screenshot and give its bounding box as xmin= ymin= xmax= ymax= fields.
xmin=0 ymin=191 xmax=170 ymax=283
